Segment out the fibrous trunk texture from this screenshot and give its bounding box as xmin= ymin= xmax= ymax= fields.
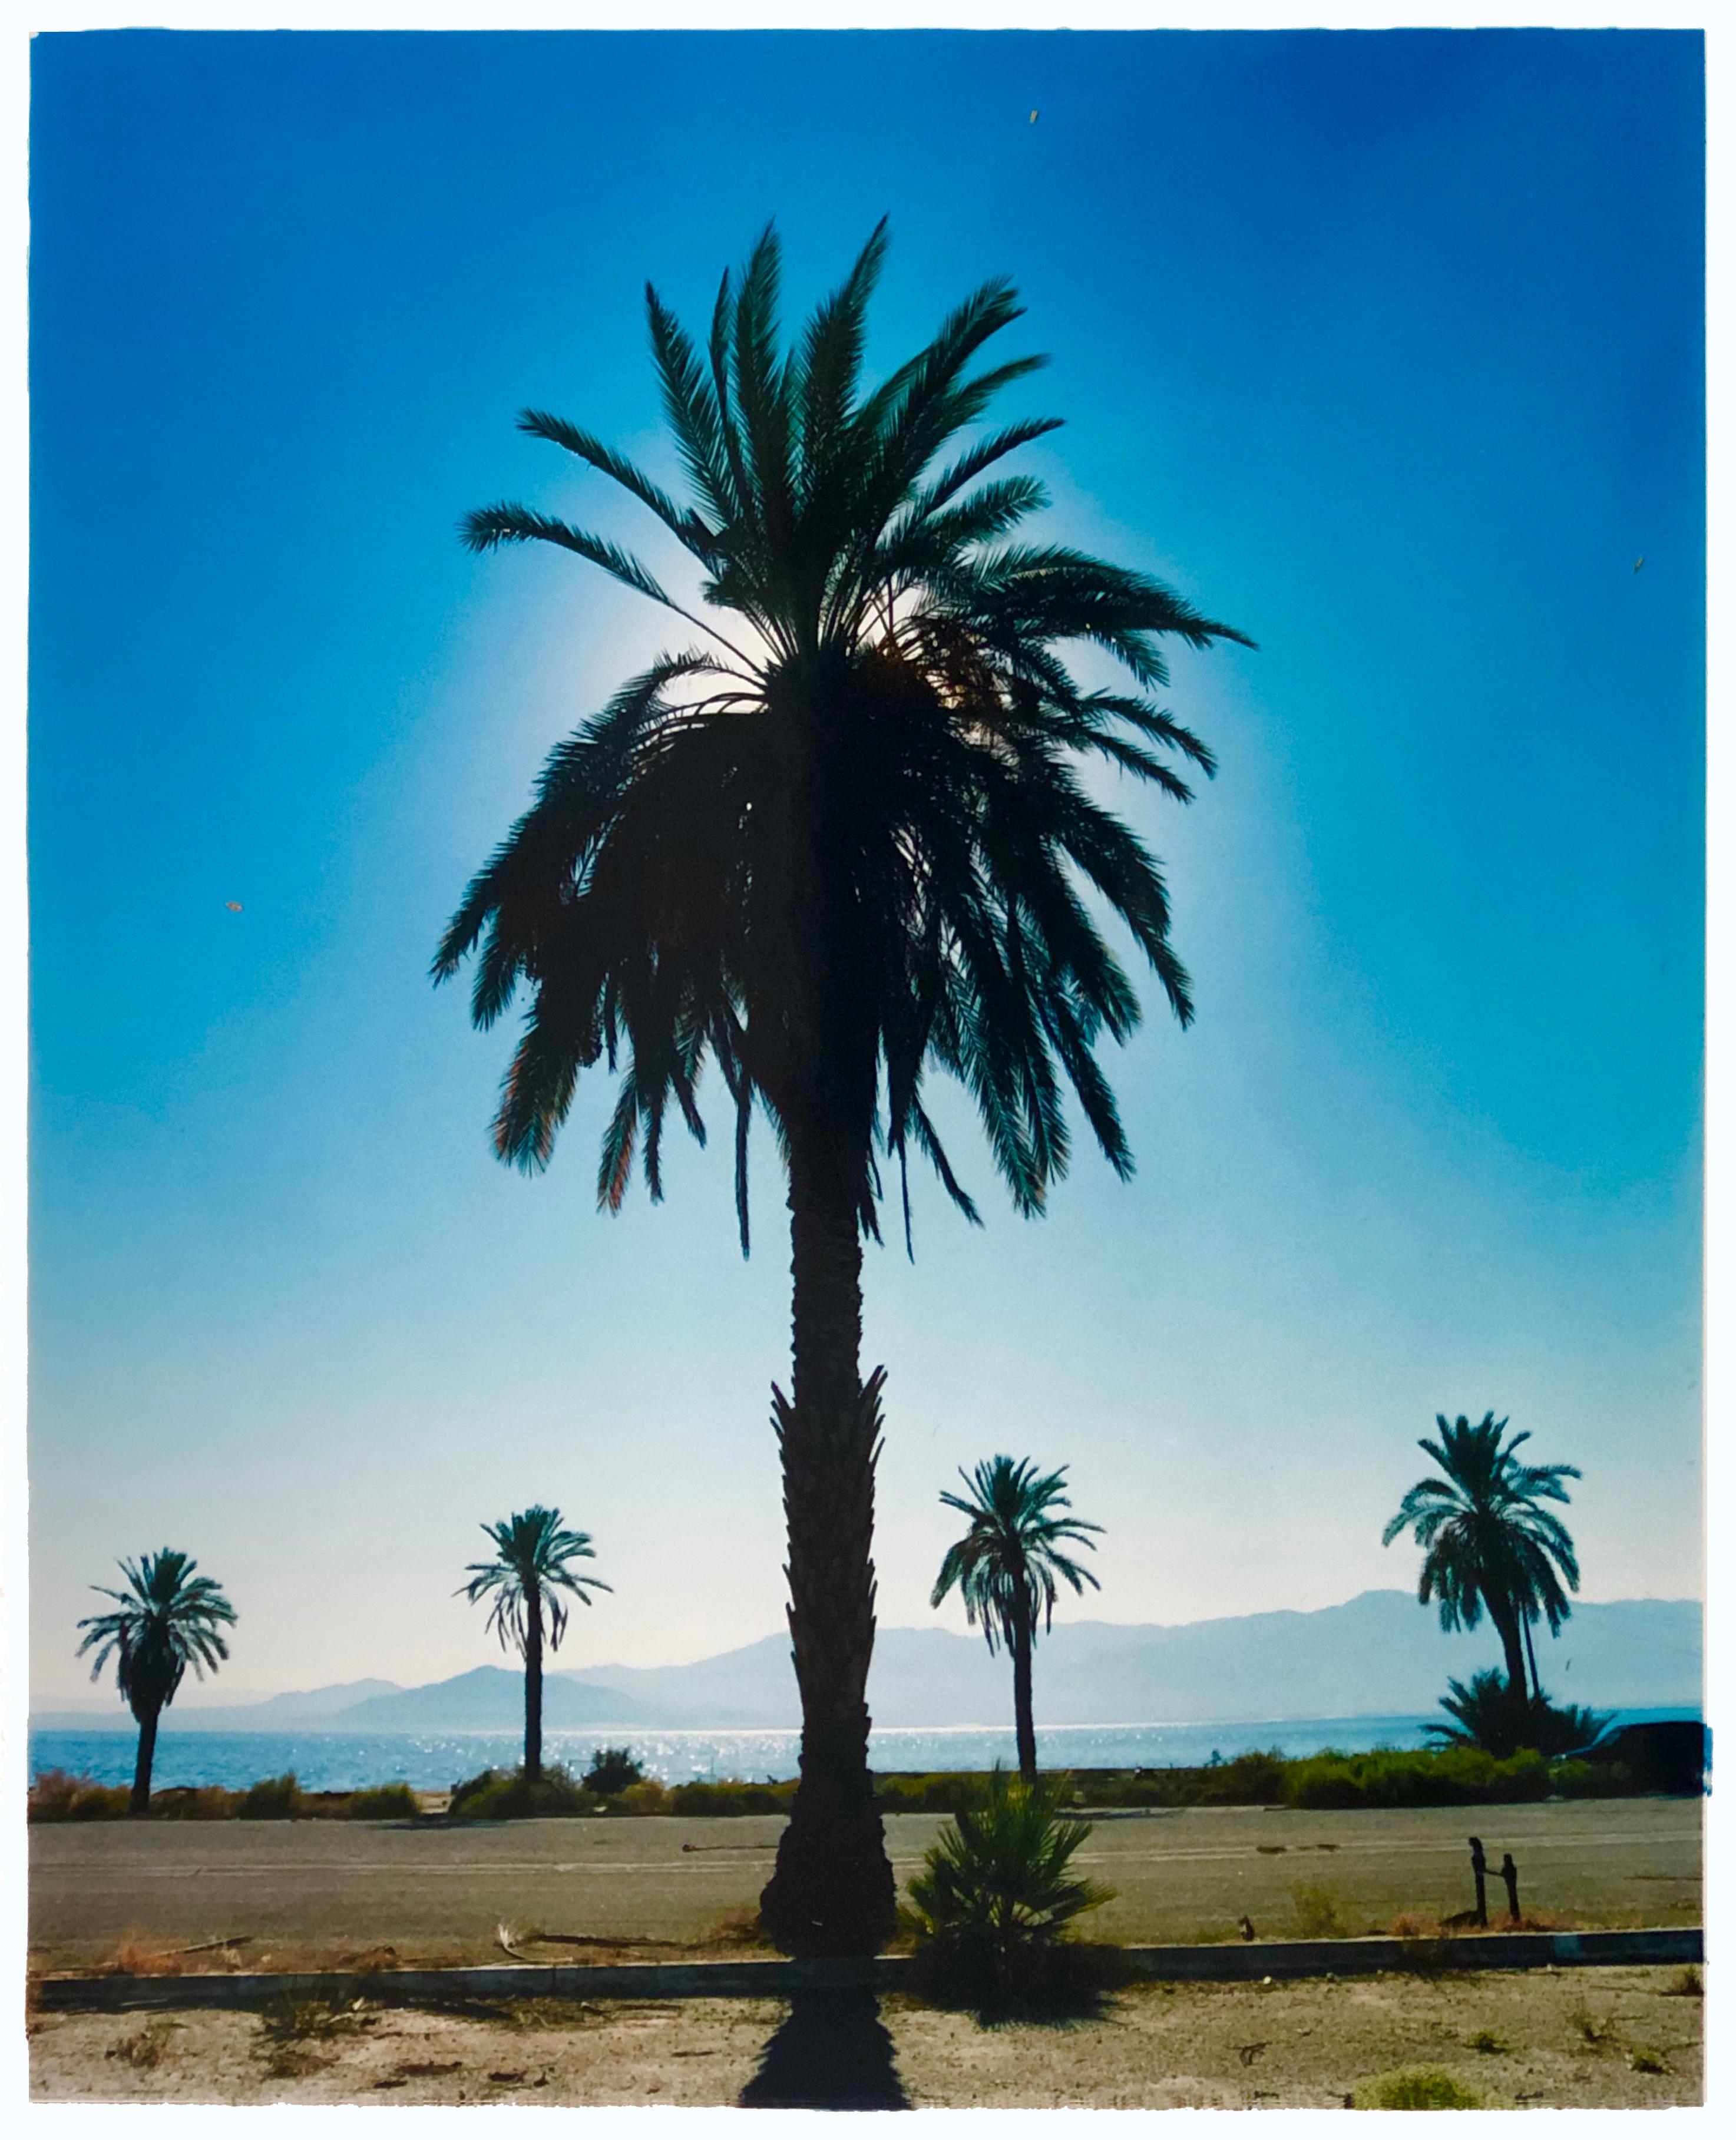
xmin=759 ymin=1137 xmax=897 ymax=1958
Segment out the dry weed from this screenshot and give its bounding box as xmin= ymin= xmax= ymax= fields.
xmin=106 ymin=2020 xmax=178 ymax=2071
xmin=702 ymin=1906 xmax=774 ymax=1950
xmin=1569 ymin=1997 xmax=1621 ymax=2052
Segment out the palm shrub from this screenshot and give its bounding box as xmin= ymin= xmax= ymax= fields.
xmin=931 ymin=1457 xmax=1102 ymax=1781
xmin=907 ymin=1768 xmax=1112 ymax=2002
xmin=76 ymin=1550 xmax=236 ymax=1815
xmin=1426 ymin=1669 xmax=1609 ymax=1759
xmin=460 ymin=1506 xmax=610 ymax=1781
xmin=1383 ymin=1413 xmax=1581 ymax=1699
xmin=437 ymin=223 xmax=1246 ymax=1955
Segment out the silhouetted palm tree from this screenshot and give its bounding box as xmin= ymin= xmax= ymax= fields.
xmin=77 ymin=1550 xmax=235 ymax=1814
xmin=931 ymin=1456 xmax=1102 ymax=1780
xmin=1382 ymin=1413 xmax=1581 ymax=1699
xmin=435 ymin=223 xmax=1247 ymax=1953
xmin=460 ymin=1507 xmax=610 ymax=1781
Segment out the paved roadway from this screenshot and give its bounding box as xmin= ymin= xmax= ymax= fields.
xmin=29 ymin=1799 xmax=1701 ymax=1972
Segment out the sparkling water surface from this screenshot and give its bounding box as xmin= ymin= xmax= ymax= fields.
xmin=31 ymin=1715 xmax=1450 ymax=1794
xmin=31 ymin=1709 xmax=1692 ymax=1795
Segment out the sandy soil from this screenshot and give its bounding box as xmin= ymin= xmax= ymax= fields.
xmin=29 ymin=1799 xmax=1701 ymax=1974
xmin=27 ymin=1965 xmax=1702 ymax=2108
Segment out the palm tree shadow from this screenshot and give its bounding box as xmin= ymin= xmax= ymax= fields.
xmin=739 ymin=1989 xmax=911 ymax=2110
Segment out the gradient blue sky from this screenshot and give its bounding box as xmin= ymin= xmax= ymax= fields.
xmin=28 ymin=28 xmax=1702 ymax=1703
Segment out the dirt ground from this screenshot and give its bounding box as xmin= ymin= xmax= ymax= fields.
xmin=27 ymin=1964 xmax=1704 ymax=2108
xmin=28 ymin=1798 xmax=1701 ymax=1974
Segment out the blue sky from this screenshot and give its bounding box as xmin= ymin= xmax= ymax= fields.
xmin=29 ymin=28 xmax=1702 ymax=1702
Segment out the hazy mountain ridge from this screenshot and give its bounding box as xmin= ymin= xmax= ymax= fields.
xmin=35 ymin=1591 xmax=1700 ymax=1734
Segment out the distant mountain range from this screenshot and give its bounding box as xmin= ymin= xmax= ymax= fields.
xmin=34 ymin=1590 xmax=1700 ymax=1735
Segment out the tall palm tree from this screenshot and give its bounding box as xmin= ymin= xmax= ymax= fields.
xmin=76 ymin=1550 xmax=235 ymax=1815
xmin=435 ymin=223 xmax=1248 ymax=1953
xmin=460 ymin=1506 xmax=610 ymax=1781
xmin=1382 ymin=1413 xmax=1582 ymax=1699
xmin=931 ymin=1456 xmax=1102 ymax=1781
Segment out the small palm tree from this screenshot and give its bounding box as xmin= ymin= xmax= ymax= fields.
xmin=77 ymin=1550 xmax=235 ymax=1815
xmin=931 ymin=1456 xmax=1102 ymax=1781
xmin=460 ymin=1506 xmax=610 ymax=1781
xmin=908 ymin=1767 xmax=1111 ymax=2000
xmin=1382 ymin=1413 xmax=1581 ymax=1699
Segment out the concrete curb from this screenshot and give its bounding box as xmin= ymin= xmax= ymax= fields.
xmin=32 ymin=1927 xmax=1701 ymax=2012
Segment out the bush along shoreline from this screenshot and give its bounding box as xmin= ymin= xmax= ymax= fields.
xmin=27 ymin=1770 xmax=423 ymax=1823
xmin=28 ymin=1742 xmax=1648 ymax=1824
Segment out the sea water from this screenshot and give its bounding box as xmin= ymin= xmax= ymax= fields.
xmin=29 ymin=1709 xmax=1694 ymax=1795
xmin=32 ymin=1714 xmax=1459 ymax=1793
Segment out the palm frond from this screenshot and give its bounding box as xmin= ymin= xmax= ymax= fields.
xmin=442 ymin=223 xmax=1249 ymax=1254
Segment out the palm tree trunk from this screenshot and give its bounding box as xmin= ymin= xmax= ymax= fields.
xmin=1522 ymin=1616 xmax=1542 ymax=1704
xmin=759 ymin=1130 xmax=896 ymax=1959
xmin=130 ymin=1705 xmax=160 ymax=1817
xmin=1011 ymin=1609 xmax=1038 ymax=1783
xmin=525 ymin=1589 xmax=544 ymax=1783
xmin=1487 ymin=1596 xmax=1529 ymax=1701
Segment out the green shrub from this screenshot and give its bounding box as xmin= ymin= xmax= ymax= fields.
xmin=150 ymin=1785 xmax=239 ymax=1820
xmin=1354 ymin=2067 xmax=1492 ymax=2109
xmin=28 ymin=1770 xmax=130 ymax=1821
xmin=1198 ymin=1750 xmax=1288 ymax=1805
xmin=1552 ymin=1757 xmax=1631 ymax=1799
xmin=583 ymin=1745 xmax=645 ymax=1797
xmin=344 ymin=1782 xmax=421 ymax=1821
xmin=239 ymin=1772 xmax=308 ymax=1820
xmin=448 ymin=1765 xmax=596 ymax=1820
xmin=907 ymin=1770 xmax=1114 ymax=2007
xmin=1291 ymin=1880 xmax=1348 ymax=1938
xmin=669 ymin=1779 xmax=793 ymax=1817
xmin=1066 ymin=1769 xmax=1195 ymax=1808
xmin=614 ymin=1778 xmax=670 ymax=1814
xmin=875 ymin=1771 xmax=990 ymax=1814
xmin=1286 ymin=1746 xmax=1550 ymax=1811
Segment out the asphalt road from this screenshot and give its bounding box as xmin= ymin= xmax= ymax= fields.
xmin=30 ymin=1798 xmax=1701 ymax=1972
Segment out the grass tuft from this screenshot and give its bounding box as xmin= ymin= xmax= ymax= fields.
xmin=239 ymin=1772 xmax=308 ymax=1821
xmin=345 ymin=1782 xmax=421 ymax=1821
xmin=106 ymin=2020 xmax=177 ymax=2070
xmin=1290 ymin=1881 xmax=1348 ymax=1939
xmin=29 ymin=1770 xmax=131 ymax=1821
xmin=1353 ymin=2066 xmax=1493 ymax=2109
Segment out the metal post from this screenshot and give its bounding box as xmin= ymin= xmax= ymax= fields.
xmin=1468 ymin=1836 xmax=1489 ymax=1928
xmin=1500 ymin=1853 xmax=1520 ymax=1924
